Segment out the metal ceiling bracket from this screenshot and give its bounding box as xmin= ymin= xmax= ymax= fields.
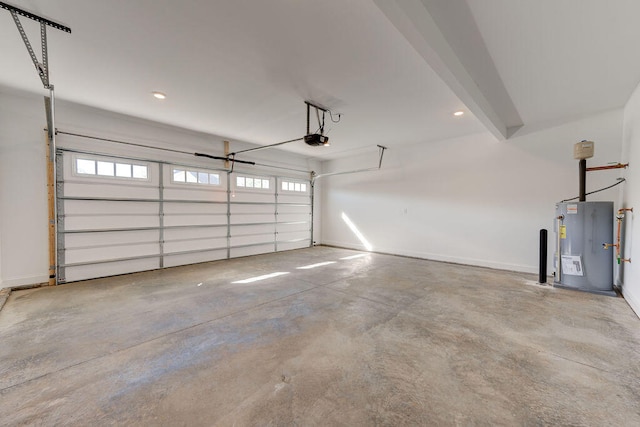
xmin=305 ymin=101 xmax=328 ymax=135
xmin=10 ymin=12 xmax=49 ymax=88
xmin=304 ymin=100 xmax=329 ymax=113
xmin=0 ymin=2 xmax=72 ymax=32
xmin=1 ymin=1 xmax=71 ymax=89
xmin=378 ymin=144 xmax=387 ymax=168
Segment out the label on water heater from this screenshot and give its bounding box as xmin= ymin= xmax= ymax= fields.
xmin=567 ymin=204 xmax=578 ymax=214
xmin=561 ymin=255 xmax=584 ymax=276
xmin=560 ymin=225 xmax=566 ymax=239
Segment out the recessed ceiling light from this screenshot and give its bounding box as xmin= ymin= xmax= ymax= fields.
xmin=453 ymin=110 xmax=464 ymax=116
xmin=152 ymin=91 xmax=166 ymax=100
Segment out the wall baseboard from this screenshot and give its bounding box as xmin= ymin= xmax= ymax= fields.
xmin=622 ymin=287 xmax=640 ymax=319
xmin=321 ymin=240 xmax=538 ymax=275
xmin=0 ymin=288 xmax=10 ymax=312
xmin=1 ymin=275 xmax=49 ymax=289
xmin=0 ymin=278 xmax=50 ymax=312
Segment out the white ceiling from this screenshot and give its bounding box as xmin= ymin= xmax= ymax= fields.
xmin=1 ymin=1 xmax=640 ymax=159
xmin=466 ymin=0 xmax=640 ymax=127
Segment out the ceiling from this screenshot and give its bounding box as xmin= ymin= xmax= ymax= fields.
xmin=1 ymin=0 xmax=640 ymax=160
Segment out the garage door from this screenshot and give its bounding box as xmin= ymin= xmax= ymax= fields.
xmin=56 ymin=149 xmax=312 ymax=283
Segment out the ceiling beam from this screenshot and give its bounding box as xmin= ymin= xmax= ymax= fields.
xmin=374 ymin=0 xmax=522 ymax=141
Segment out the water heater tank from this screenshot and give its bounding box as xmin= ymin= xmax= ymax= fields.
xmin=554 ymin=201 xmax=615 ymax=295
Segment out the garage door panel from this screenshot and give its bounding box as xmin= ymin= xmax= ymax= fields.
xmin=164 ymin=214 xmax=227 ymax=227
xmin=164 ymin=176 xmax=227 ymax=189
xmin=278 ymin=194 xmax=310 ymax=204
xmin=277 ymin=240 xmax=311 ymax=251
xmin=64 ymin=200 xmax=159 ymax=215
xmin=62 ymin=173 xmax=159 ymax=188
xmin=231 ymin=192 xmax=274 ymax=203
xmin=230 ymin=243 xmax=275 ymax=258
xmin=230 ymin=214 xmax=275 ymax=224
xmin=164 ymin=227 xmax=227 ymax=241
xmin=277 ymin=230 xmax=311 ymax=242
xmin=230 ymin=233 xmax=274 ymax=247
xmin=64 ymin=258 xmax=160 ymax=283
xmin=65 ymin=215 xmax=160 ymax=231
xmin=163 ymin=249 xmax=227 ymax=268
xmin=65 ymin=230 xmax=159 ymax=248
xmin=164 ymin=237 xmax=227 ymax=253
xmin=230 ymin=204 xmax=275 ymax=214
xmin=163 ymin=187 xmax=227 ymax=202
xmin=277 ymin=204 xmax=311 ymax=215
xmin=65 ymin=242 xmax=160 ymax=264
xmin=277 ymin=213 xmax=310 ymax=224
xmin=64 ymin=182 xmax=159 ymax=200
xmin=163 ymin=202 xmax=227 ymax=215
xmin=276 ymin=222 xmax=310 ymax=233
xmin=231 ymin=224 xmax=275 ymax=236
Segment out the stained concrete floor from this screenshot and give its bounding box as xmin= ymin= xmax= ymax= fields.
xmin=1 ymin=247 xmax=639 ymax=426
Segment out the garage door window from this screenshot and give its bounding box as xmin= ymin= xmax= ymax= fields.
xmin=172 ymin=168 xmax=220 ymax=186
xmin=281 ymin=180 xmax=307 ymax=193
xmin=236 ymin=175 xmax=271 ymax=190
xmin=75 ymin=157 xmax=149 ymax=180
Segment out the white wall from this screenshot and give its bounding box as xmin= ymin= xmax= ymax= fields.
xmin=620 ymin=82 xmax=640 ymax=316
xmin=0 ymin=86 xmax=320 ymax=288
xmin=321 ymin=109 xmax=624 ymax=274
xmin=0 ymin=87 xmax=50 ymax=288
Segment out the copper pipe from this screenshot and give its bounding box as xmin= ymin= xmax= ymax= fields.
xmin=612 ymin=208 xmax=633 ymax=264
xmin=556 ymin=215 xmax=564 ymax=284
xmin=603 ymin=217 xmax=623 ymax=262
xmin=586 ymin=163 xmax=629 ymax=172
xmin=617 ymin=216 xmax=622 ymax=263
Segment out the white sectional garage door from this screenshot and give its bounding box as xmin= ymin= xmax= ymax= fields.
xmin=57 ymin=150 xmax=312 ymax=283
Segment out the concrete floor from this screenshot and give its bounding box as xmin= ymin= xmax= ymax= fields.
xmin=1 ymin=247 xmax=639 ymax=426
